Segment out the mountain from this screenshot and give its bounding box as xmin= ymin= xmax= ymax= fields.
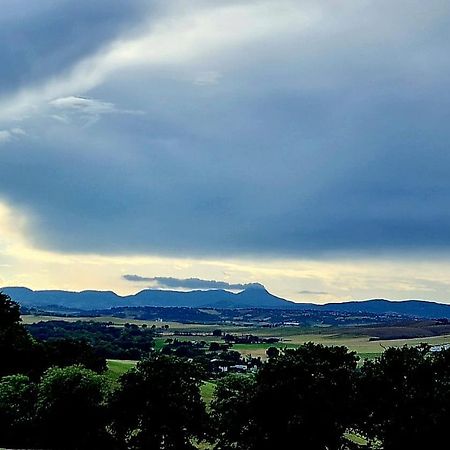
xmin=1 ymin=287 xmax=122 ymax=310
xmin=322 ymin=299 xmax=450 ymax=319
xmin=1 ymin=285 xmax=299 ymax=311
xmin=3 ymin=286 xmax=450 ymax=319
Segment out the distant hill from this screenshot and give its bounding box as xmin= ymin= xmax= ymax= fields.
xmin=1 ymin=285 xmax=300 ymax=311
xmin=322 ymin=299 xmax=450 ymax=319
xmin=3 ymin=286 xmax=450 ymax=319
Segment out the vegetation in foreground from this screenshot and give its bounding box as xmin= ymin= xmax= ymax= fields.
xmin=2 ymin=292 xmax=450 ymax=449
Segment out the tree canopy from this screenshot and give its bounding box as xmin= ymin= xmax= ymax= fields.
xmin=358 ymin=345 xmax=450 ymax=449
xmin=0 ymin=374 xmax=36 ymax=448
xmin=212 ymin=343 xmax=358 ymax=450
xmin=110 ymin=355 xmax=209 ymax=449
xmin=36 ymin=365 xmax=111 ymax=449
xmin=0 ymin=292 xmax=38 ymax=377
xmin=0 ymin=292 xmax=106 ymax=378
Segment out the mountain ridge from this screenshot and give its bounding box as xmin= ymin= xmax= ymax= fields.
xmin=3 ymin=286 xmax=450 ymax=319
xmin=1 ymin=285 xmax=299 ymax=311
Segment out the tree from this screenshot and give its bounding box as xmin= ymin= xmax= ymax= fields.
xmin=0 ymin=374 xmax=37 ymax=448
xmin=358 ymin=345 xmax=450 ymax=449
xmin=27 ymin=319 xmax=154 ymax=360
xmin=0 ymin=294 xmax=107 ymax=378
xmin=0 ymin=291 xmax=21 ymax=327
xmin=265 ymin=346 xmax=279 ymax=359
xmin=44 ymin=338 xmax=107 ymax=373
xmin=251 ymin=344 xmax=358 ymax=450
xmin=210 ymin=373 xmax=256 ymax=450
xmin=0 ymin=292 xmax=38 ymax=377
xmin=35 ymin=365 xmax=111 ymax=449
xmin=111 ymin=355 xmax=208 ymax=449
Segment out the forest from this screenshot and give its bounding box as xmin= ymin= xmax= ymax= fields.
xmin=2 ymin=292 xmax=450 ymax=449
xmin=26 ymin=320 xmax=155 ymax=360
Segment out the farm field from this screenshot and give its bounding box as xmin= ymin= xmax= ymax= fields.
xmin=23 ymin=314 xmax=450 ymax=360
xmin=142 ymin=327 xmax=450 ymax=360
xmin=22 ymin=314 xmax=261 ymax=333
xmin=21 ymin=314 xmax=226 ymax=330
xmin=233 ymin=333 xmax=450 ymax=358
xmin=154 ymin=324 xmax=450 ymax=359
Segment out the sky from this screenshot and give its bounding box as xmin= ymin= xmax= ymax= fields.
xmin=1 ymin=0 xmax=450 ymax=303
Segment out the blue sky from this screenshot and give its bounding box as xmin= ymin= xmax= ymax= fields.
xmin=1 ymin=1 xmax=450 ymax=302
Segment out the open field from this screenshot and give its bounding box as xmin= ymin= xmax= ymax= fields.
xmin=22 ymin=314 xmax=246 ymax=332
xmin=232 ymin=333 xmax=450 ymax=359
xmin=200 ymin=381 xmax=216 ymax=408
xmin=24 ymin=314 xmax=450 ymax=361
xmin=159 ymin=328 xmax=450 ymax=359
xmin=22 ymin=314 xmax=222 ymax=329
xmin=155 ymin=324 xmax=450 ymax=359
xmin=106 ymin=359 xmax=137 ymax=381
xmin=164 ymin=329 xmax=450 ymax=359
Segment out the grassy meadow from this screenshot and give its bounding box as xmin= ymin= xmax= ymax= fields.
xmin=106 ymin=359 xmax=137 ymax=382
xmin=23 ymin=313 xmax=450 ymax=362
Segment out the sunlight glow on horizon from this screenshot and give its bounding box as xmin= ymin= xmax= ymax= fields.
xmin=2 ymin=200 xmax=450 ymax=303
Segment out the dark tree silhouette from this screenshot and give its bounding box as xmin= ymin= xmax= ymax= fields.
xmin=27 ymin=319 xmax=155 ymax=360
xmin=0 ymin=292 xmax=106 ymax=378
xmin=35 ymin=365 xmax=111 ymax=450
xmin=0 ymin=374 xmax=37 ymax=448
xmin=111 ymin=355 xmax=208 ymax=449
xmin=211 ymin=373 xmax=256 ymax=450
xmin=212 ymin=343 xmax=358 ymax=450
xmin=0 ymin=292 xmax=40 ymax=377
xmin=44 ymin=338 xmax=107 ymax=373
xmin=358 ymin=345 xmax=450 ymax=449
xmin=265 ymin=346 xmax=279 ymax=359
xmin=0 ymin=291 xmax=22 ymax=327
xmin=253 ymin=344 xmax=357 ymax=450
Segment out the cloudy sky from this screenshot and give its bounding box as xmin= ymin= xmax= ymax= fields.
xmin=1 ymin=0 xmax=450 ymax=303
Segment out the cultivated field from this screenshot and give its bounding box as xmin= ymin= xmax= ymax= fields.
xmin=24 ymin=313 xmax=450 ymax=361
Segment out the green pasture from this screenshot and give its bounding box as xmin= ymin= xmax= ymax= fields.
xmin=23 ymin=313 xmax=450 ymax=361
xmin=106 ymin=359 xmax=137 ymax=382
xmin=200 ymin=381 xmax=216 ymax=407
xmin=22 ymin=314 xmax=218 ymax=329
xmin=22 ymin=314 xmax=246 ymax=333
xmin=225 ymin=332 xmax=450 ymax=359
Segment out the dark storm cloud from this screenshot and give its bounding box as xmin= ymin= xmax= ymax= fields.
xmin=1 ymin=1 xmax=450 ymax=258
xmin=122 ymin=275 xmax=261 ymax=290
xmin=0 ymin=0 xmax=150 ymax=95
